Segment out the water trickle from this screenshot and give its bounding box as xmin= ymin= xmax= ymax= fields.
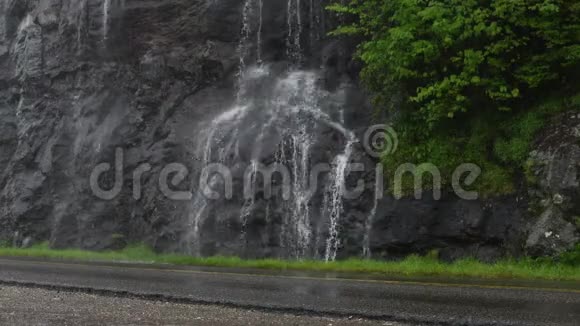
xmin=295 ymin=0 xmax=303 ymax=55
xmin=18 ymin=15 xmax=34 ymax=33
xmin=362 ymin=199 xmax=378 ymax=258
xmin=237 ymin=0 xmax=253 ymax=90
xmin=291 ymin=131 xmax=313 ymax=257
xmin=238 ymin=0 xmax=265 ymax=100
xmin=103 ymin=0 xmax=110 ymax=41
xmin=187 ymin=105 xmax=251 ymax=255
xmin=308 ymin=0 xmax=324 ymax=52
xmin=286 ymin=0 xmax=303 ymax=63
xmin=77 ymin=0 xmax=87 ymax=52
xmin=309 ymin=0 xmax=315 ymax=47
xmin=240 ymin=159 xmax=259 ymax=243
xmin=256 ymin=0 xmax=264 ymax=64
xmin=324 ymin=136 xmax=356 ymax=262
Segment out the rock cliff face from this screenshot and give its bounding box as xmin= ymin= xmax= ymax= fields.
xmin=0 ymin=0 xmax=375 ymax=258
xmin=0 ymin=0 xmax=247 ymax=250
xmin=525 ymin=113 xmax=580 ymax=257
xmin=0 ymin=0 xmax=577 ymax=260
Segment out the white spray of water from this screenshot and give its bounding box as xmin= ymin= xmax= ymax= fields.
xmin=239 ymin=159 xmax=259 ymax=243
xmin=188 ymin=105 xmax=250 ymax=255
xmin=230 ymin=0 xmax=269 ymax=243
xmin=290 ymin=130 xmax=313 ymax=257
xmin=268 ymin=72 xmax=357 ymax=261
xmin=238 ymin=0 xmax=265 ymax=100
xmin=280 ymin=72 xmax=317 ymax=257
xmin=286 ymin=0 xmax=293 ymax=52
xmin=295 ymin=0 xmax=302 ymax=56
xmin=186 ymin=0 xmax=366 ymax=260
xmin=324 ymin=135 xmax=356 ymax=262
xmin=237 ymin=0 xmax=253 ymax=96
xmin=18 ymin=15 xmax=34 ymax=33
xmin=230 ymin=68 xmax=356 ymax=259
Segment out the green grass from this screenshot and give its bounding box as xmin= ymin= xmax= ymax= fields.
xmin=1 ymin=243 xmax=579 ymax=282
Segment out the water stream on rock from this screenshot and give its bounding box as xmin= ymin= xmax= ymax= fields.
xmin=287 ymin=0 xmax=304 ymax=64
xmin=362 ymin=199 xmax=378 ymax=258
xmin=257 ymin=0 xmax=264 ymax=64
xmin=186 ymin=0 xmax=360 ymax=260
xmin=103 ymin=0 xmax=110 ymax=40
xmin=324 ymin=137 xmax=355 ymax=262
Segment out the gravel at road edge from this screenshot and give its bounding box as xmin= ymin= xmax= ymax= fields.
xmin=0 ymin=285 xmax=405 ymax=326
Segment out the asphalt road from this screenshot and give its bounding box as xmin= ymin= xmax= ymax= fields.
xmin=0 ymin=258 xmax=578 ymax=325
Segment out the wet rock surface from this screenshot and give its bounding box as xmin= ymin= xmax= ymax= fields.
xmin=367 ymin=195 xmax=527 ymax=262
xmin=0 ymin=0 xmax=376 ymax=258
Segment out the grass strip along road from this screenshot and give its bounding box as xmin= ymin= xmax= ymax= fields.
xmin=0 ymin=243 xmax=579 ymax=281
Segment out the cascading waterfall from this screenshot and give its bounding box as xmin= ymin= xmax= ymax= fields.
xmin=188 ymin=0 xmax=269 ymax=254
xmin=102 ymin=0 xmax=125 ymax=43
xmin=274 ymin=73 xmax=318 ymax=257
xmin=236 ymin=0 xmax=267 ymax=247
xmin=187 ymin=0 xmax=363 ymax=261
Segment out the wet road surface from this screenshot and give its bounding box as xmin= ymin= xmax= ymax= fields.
xmin=0 ymin=258 xmax=578 ymax=325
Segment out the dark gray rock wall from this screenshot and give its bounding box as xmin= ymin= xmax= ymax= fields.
xmin=0 ymin=0 xmax=243 ymax=250
xmin=525 ymin=112 xmax=580 ymax=256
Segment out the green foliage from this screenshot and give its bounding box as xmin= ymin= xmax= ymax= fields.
xmin=111 ymin=233 xmax=125 ymax=240
xmin=559 ymin=244 xmax=580 ymax=266
xmin=330 ymin=0 xmax=580 ymax=121
xmin=0 ymin=239 xmax=10 ymax=248
xmin=330 ymin=0 xmax=580 ymax=194
xmin=383 ymin=115 xmax=518 ymax=194
xmin=523 ymin=159 xmax=538 ymax=185
xmin=425 ymin=249 xmax=441 ymax=261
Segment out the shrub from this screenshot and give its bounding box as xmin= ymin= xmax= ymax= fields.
xmin=559 ymin=244 xmax=580 ymax=266
xmin=330 ymin=0 xmax=580 ymax=194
